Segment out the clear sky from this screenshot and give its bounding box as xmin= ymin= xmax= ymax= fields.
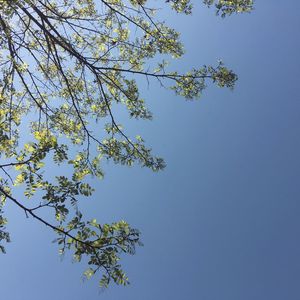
xmin=1 ymin=1 xmax=300 ymax=299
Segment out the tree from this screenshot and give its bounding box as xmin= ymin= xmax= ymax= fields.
xmin=0 ymin=0 xmax=253 ymax=288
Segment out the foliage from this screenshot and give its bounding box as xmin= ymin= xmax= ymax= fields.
xmin=0 ymin=0 xmax=253 ymax=288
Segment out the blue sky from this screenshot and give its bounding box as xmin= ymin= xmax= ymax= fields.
xmin=1 ymin=1 xmax=300 ymax=299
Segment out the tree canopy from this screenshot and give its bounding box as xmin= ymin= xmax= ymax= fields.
xmin=0 ymin=0 xmax=253 ymax=288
